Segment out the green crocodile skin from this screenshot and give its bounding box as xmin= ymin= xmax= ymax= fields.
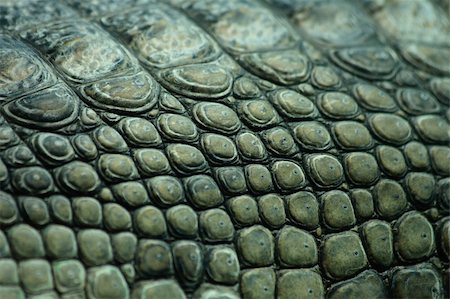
xmin=0 ymin=0 xmax=448 ymax=298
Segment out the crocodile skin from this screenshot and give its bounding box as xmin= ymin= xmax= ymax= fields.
xmin=0 ymin=0 xmax=448 ymax=298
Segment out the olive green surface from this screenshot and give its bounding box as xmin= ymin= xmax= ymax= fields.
xmin=0 ymin=0 xmax=449 ymax=298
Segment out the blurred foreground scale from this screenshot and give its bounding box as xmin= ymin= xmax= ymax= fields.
xmin=0 ymin=0 xmax=448 ymax=298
